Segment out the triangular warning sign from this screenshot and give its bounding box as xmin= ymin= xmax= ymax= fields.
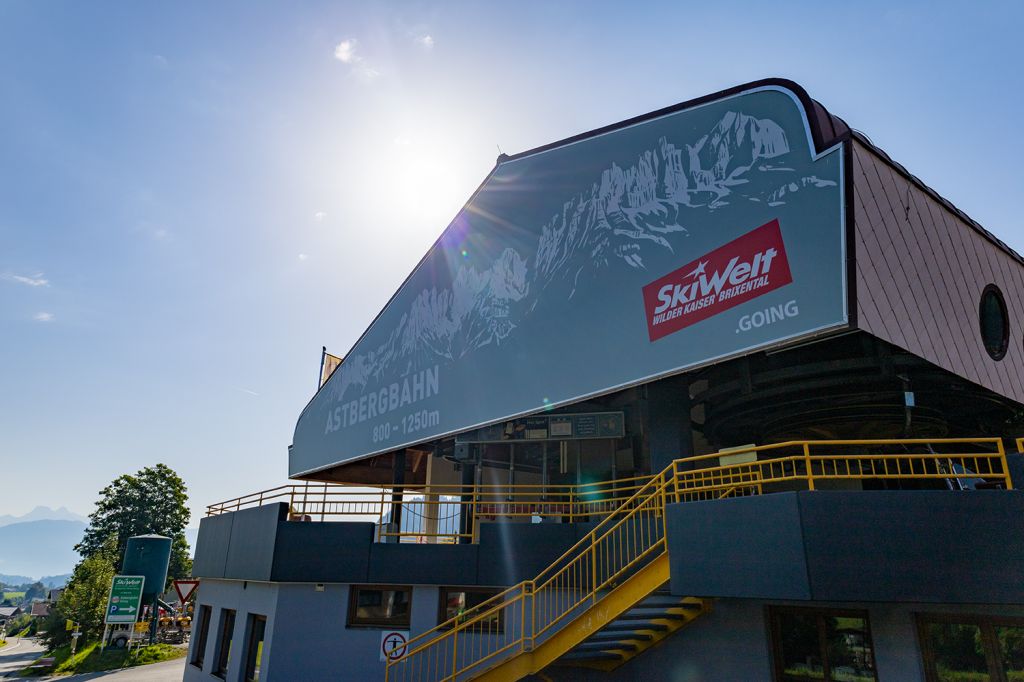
xmin=174 ymin=579 xmax=200 ymax=603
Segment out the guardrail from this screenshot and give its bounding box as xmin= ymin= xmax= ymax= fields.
xmin=207 ymin=438 xmax=1013 ymax=546
xmin=206 ymin=475 xmax=651 ymax=543
xmin=385 ymin=437 xmax=1013 ymax=682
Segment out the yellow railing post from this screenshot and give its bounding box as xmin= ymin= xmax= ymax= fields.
xmin=672 ymin=461 xmax=681 ymax=504
xmin=803 ymin=442 xmax=815 ymax=490
xmin=529 ymin=581 xmax=535 ymax=650
xmin=999 ymin=439 xmax=1014 ymax=490
xmin=660 ymin=476 xmax=669 ymax=543
xmin=451 ymin=621 xmax=459 ymax=681
xmin=590 ymin=542 xmax=598 ymax=604
xmin=520 ymin=588 xmax=527 ymax=653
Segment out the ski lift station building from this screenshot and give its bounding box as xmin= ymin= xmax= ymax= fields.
xmin=186 ymin=80 xmax=1024 ymax=682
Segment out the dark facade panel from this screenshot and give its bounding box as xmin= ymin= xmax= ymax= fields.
xmin=222 ymin=503 xmax=286 ymax=581
xmin=368 ymin=544 xmax=479 ymax=585
xmin=666 ymin=490 xmax=1024 ymax=604
xmin=800 ymin=491 xmax=1024 ymax=603
xmin=667 ymin=493 xmax=812 ymax=599
xmin=476 ymin=522 xmax=581 ymax=585
xmin=271 ymin=521 xmax=374 ymax=583
xmin=853 ymin=140 xmax=1024 ymax=404
xmin=193 ymin=509 xmax=595 ymax=587
xmin=192 ymin=512 xmax=234 ymax=579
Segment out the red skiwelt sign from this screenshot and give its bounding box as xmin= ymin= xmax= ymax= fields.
xmin=642 ymin=219 xmax=793 ymax=342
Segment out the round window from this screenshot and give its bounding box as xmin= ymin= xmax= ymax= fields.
xmin=979 ymin=284 xmax=1009 ymax=360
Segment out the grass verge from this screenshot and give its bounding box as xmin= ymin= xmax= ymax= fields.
xmin=20 ymin=641 xmax=186 ymax=676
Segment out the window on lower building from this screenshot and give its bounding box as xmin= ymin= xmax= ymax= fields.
xmin=347 ymin=585 xmax=412 ymax=628
xmin=243 ymin=614 xmax=267 ymax=682
xmin=768 ymin=606 xmax=877 ymax=682
xmin=213 ymin=608 xmax=236 ymax=679
xmin=190 ymin=604 xmax=212 ymax=669
xmin=917 ymin=614 xmax=1024 ymax=681
xmin=438 ymin=587 xmax=502 ymax=632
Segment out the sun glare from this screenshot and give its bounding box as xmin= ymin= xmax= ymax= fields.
xmin=366 ymin=134 xmax=474 ymax=247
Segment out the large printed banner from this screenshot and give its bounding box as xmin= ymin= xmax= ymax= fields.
xmin=291 ymin=85 xmax=846 ymax=476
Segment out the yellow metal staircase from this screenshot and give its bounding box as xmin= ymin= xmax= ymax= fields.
xmin=385 ymin=438 xmax=1012 ymax=682
xmin=555 ymin=591 xmax=709 ymax=672
xmin=386 ymin=461 xmax=713 ymax=682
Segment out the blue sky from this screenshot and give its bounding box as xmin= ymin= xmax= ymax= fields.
xmin=1 ymin=0 xmax=1022 ymax=526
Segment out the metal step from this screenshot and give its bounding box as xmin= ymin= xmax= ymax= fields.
xmin=599 ymin=620 xmax=671 ymax=633
xmin=615 ymin=610 xmax=692 ymax=621
xmin=584 ymin=632 xmax=654 ymax=644
xmin=573 ymin=640 xmax=639 ymax=653
xmin=558 ymin=650 xmax=624 ymax=662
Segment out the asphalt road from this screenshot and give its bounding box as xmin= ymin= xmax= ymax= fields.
xmin=0 ymin=637 xmax=47 ymax=677
xmin=0 ymin=637 xmax=186 ymax=681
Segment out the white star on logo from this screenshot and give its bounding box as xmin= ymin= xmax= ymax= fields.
xmin=686 ymin=260 xmax=707 ymax=279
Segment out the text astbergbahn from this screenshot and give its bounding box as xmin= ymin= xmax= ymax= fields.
xmin=642 ymin=219 xmax=794 ymax=342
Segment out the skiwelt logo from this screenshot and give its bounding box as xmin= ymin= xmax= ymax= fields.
xmin=642 ymin=219 xmax=793 ymax=342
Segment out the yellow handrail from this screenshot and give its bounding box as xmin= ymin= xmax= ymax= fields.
xmin=206 ymin=474 xmax=655 ymax=543
xmin=386 ymin=437 xmax=1013 ymax=681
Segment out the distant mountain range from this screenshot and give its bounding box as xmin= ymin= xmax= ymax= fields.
xmin=0 ymin=506 xmax=87 ymax=528
xmin=0 ymin=520 xmax=86 ymax=581
xmin=0 ymin=573 xmax=71 ymax=589
xmin=0 ymin=507 xmax=197 ymax=583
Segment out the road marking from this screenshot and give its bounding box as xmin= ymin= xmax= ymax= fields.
xmin=0 ymin=638 xmax=24 ymax=654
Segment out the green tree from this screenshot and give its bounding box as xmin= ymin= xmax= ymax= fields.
xmin=24 ymin=582 xmax=46 ymax=603
xmin=75 ymin=464 xmax=192 ymax=586
xmin=42 ymin=537 xmax=118 ymax=648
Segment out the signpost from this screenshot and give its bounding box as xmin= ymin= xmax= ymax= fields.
xmin=174 ymin=579 xmax=200 ymax=604
xmin=105 ymin=576 xmax=145 ymax=624
xmin=102 ymin=575 xmax=145 ymax=652
xmin=380 ymin=630 xmax=409 ymax=662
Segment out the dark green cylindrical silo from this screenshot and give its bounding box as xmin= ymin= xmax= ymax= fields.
xmin=122 ymin=534 xmax=172 ymax=599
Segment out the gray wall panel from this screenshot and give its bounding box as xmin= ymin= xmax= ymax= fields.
xmin=271 ymin=521 xmax=374 ymax=583
xmin=668 ymin=493 xmax=811 ymax=600
xmin=192 ymin=513 xmax=233 ymax=579
xmin=222 ymin=504 xmax=286 ymax=582
xmin=666 ymin=491 xmax=1024 ymax=604
xmin=800 ymin=491 xmax=1024 ymax=603
xmin=368 ymin=543 xmax=479 ymax=585
xmin=477 ymin=522 xmax=579 ymax=585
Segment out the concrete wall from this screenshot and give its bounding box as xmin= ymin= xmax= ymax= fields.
xmin=185 ymin=584 xmax=1024 ymax=682
xmin=184 ymin=579 xmax=280 ymax=682
xmin=183 ymin=579 xmax=527 ymax=682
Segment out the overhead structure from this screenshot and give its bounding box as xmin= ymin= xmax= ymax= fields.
xmin=187 ymin=80 xmax=1024 ymax=682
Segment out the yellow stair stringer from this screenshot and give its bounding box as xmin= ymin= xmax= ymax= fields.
xmin=474 ymin=553 xmax=671 ymax=682
xmin=561 ymin=596 xmax=712 ymax=672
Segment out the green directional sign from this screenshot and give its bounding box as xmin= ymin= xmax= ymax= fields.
xmin=105 ymin=575 xmax=145 ymax=624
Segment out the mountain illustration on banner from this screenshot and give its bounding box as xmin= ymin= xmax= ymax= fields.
xmin=328 ymin=110 xmax=837 ymax=404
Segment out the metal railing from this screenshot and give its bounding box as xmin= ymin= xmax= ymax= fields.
xmin=385 ymin=437 xmax=1013 ymax=682
xmin=206 ymin=475 xmax=652 ymax=543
